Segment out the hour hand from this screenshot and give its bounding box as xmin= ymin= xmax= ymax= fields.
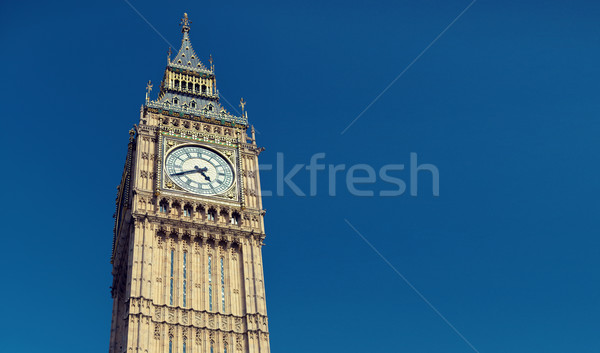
xmin=199 ymin=170 xmax=211 ymax=181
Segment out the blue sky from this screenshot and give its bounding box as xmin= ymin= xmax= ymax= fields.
xmin=1 ymin=0 xmax=599 ymax=352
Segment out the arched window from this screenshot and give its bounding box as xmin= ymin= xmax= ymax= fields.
xmin=181 ymin=81 xmax=186 ymax=90
xmin=202 ymin=85 xmax=207 ymax=94
xmin=207 ymin=209 xmax=216 ymax=222
xmin=174 ymin=80 xmax=180 ymax=89
xmin=230 ymin=212 xmax=241 ymax=225
xmin=190 ymin=101 xmax=196 ymax=109
xmin=183 ymin=204 xmax=192 ymax=217
xmin=159 ymin=200 xmax=168 ymax=213
xmin=173 ymin=97 xmax=179 ymax=105
xmin=188 ymin=82 xmax=193 ymax=91
xmin=195 ymin=83 xmax=200 ymax=92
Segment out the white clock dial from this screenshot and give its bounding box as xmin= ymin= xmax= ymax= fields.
xmin=165 ymin=145 xmax=234 ymax=195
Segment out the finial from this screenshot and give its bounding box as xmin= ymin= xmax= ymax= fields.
xmin=180 ymin=13 xmax=191 ymax=33
xmin=145 ymin=80 xmax=153 ymax=102
xmin=251 ymin=125 xmax=256 ymax=145
xmin=167 ymin=47 xmax=172 ymax=64
xmin=209 ymin=54 xmax=214 ymax=71
xmin=239 ymin=98 xmax=246 ymax=115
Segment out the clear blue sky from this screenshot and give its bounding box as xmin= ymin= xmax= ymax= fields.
xmin=1 ymin=0 xmax=599 ymax=352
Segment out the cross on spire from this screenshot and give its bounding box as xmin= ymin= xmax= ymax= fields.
xmin=180 ymin=13 xmax=191 ymax=33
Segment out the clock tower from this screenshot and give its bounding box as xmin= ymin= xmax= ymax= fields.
xmin=109 ymin=14 xmax=270 ymax=353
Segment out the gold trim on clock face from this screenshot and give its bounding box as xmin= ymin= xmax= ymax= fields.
xmin=165 ymin=145 xmax=234 ymax=195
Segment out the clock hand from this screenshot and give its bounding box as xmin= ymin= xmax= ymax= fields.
xmin=170 ymin=166 xmax=208 ymax=177
xmin=194 ymin=166 xmax=211 ymax=181
xmin=170 ymin=169 xmax=199 ymax=176
xmin=200 ymin=171 xmax=211 ymax=182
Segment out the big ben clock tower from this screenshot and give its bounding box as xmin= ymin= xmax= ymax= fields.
xmin=109 ymin=14 xmax=270 ymax=353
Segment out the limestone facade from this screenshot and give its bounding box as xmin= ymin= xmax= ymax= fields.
xmin=109 ymin=14 xmax=270 ymax=353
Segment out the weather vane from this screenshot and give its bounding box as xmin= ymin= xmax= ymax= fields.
xmin=239 ymin=98 xmax=246 ymax=115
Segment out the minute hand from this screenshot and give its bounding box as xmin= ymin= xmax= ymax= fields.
xmin=170 ymin=169 xmax=198 ymax=176
xmin=170 ymin=166 xmax=208 ymax=176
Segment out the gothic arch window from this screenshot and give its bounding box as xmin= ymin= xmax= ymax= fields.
xmin=194 ymin=83 xmax=200 ymax=92
xmin=207 ymin=208 xmax=216 ymax=222
xmin=188 ymin=82 xmax=193 ymax=91
xmin=181 ymin=81 xmax=187 ymax=90
xmin=174 ymin=80 xmax=180 ymax=89
xmin=230 ymin=212 xmax=241 ymax=225
xmin=190 ymin=101 xmax=196 ymax=109
xmin=183 ymin=204 xmax=193 ymax=217
xmin=159 ymin=199 xmax=168 ymax=213
xmin=201 ymin=85 xmax=207 ymax=94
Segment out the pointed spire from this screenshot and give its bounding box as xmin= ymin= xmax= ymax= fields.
xmin=239 ymin=98 xmax=246 ymax=115
xmin=146 ymin=14 xmax=248 ymax=128
xmin=170 ymin=13 xmax=208 ymax=72
xmin=145 ymin=80 xmax=153 ymax=102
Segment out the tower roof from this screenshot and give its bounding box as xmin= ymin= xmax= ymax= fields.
xmin=168 ymin=13 xmax=209 ymax=73
xmin=145 ymin=13 xmax=248 ymax=128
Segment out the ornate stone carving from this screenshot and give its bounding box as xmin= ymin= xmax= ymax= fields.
xmin=154 ymin=323 xmax=160 ymax=339
xmin=195 ymin=328 xmax=202 ymax=344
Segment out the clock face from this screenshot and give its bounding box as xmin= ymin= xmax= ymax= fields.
xmin=165 ymin=145 xmax=234 ymax=195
